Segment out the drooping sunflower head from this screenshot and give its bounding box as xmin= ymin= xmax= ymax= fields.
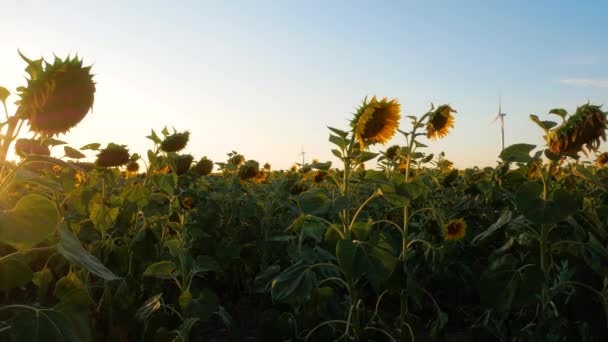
xmin=426 ymin=105 xmax=456 ymax=140
xmin=160 ymin=131 xmax=190 ymax=153
xmin=174 ymin=154 xmax=194 ymax=175
xmin=546 ymin=104 xmax=607 ymax=157
xmin=14 ymin=138 xmax=51 ymax=158
xmin=96 ymin=143 xmax=130 ymax=167
xmin=596 ymin=152 xmax=608 ymax=167
xmin=384 ymin=145 xmax=401 ymax=161
xmin=263 ymin=162 xmax=271 ymax=170
xmin=239 ymin=160 xmax=259 ymax=180
xmin=289 ymin=164 xmax=298 ymax=173
xmin=126 ymin=161 xmax=140 ymax=174
xmin=313 ymin=170 xmax=328 ymax=183
xmin=229 ymin=154 xmax=245 ymax=166
xmin=443 ymin=218 xmax=467 ymax=241
xmin=192 ymin=157 xmax=214 ymax=176
xmin=350 ymin=96 xmax=401 ymax=149
xmin=252 ymin=170 xmax=268 ymax=184
xmin=16 ymin=52 xmax=95 ymax=136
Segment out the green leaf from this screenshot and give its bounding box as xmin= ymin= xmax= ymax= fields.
xmin=0 ymin=258 xmax=33 ymax=292
xmin=270 ymin=262 xmax=317 ymax=305
xmin=499 ymin=143 xmax=537 ymax=163
xmin=0 ymin=194 xmax=59 ymax=251
xmin=336 ymin=239 xmax=396 ymax=288
xmin=327 ymin=126 xmax=348 ymax=138
xmin=56 ymin=224 xmax=120 ymax=281
xmin=472 ymin=209 xmax=513 ymax=244
xmin=79 ymin=143 xmax=100 ymax=151
xmin=0 ymin=86 xmax=9 ymax=105
xmin=54 ymin=272 xmax=91 ymax=308
xmin=63 ymin=146 xmax=86 ymax=159
xmin=32 ymin=267 xmax=53 ymax=299
xmin=548 ymin=108 xmax=567 ymax=120
xmin=331 ymin=149 xmax=343 ymax=159
xmin=380 ymin=175 xmax=424 ymax=207
xmin=329 ymin=134 xmax=346 ymax=149
xmin=515 ymin=183 xmax=580 ymax=225
xmin=122 ymin=183 xmax=151 ymax=208
xmin=309 ymin=161 xmax=332 ymax=170
xmin=358 ymin=151 xmax=379 ymax=163
xmin=2 ymin=307 xmax=84 ymax=342
xmin=143 ymin=261 xmax=177 ymax=279
xmin=529 ymin=114 xmax=557 ymax=131
xmin=297 ymin=189 xmax=329 ymax=215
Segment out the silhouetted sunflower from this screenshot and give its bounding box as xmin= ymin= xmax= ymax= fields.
xmin=239 ymin=160 xmax=259 ymax=180
xmin=351 ymin=96 xmax=401 ymax=149
xmin=17 ymin=52 xmax=95 ymax=135
xmin=385 ymin=145 xmax=401 ymax=161
xmin=546 ymin=104 xmax=607 ymax=157
xmin=192 ymin=157 xmax=214 ymax=176
xmin=426 ymin=105 xmax=456 ymax=140
xmin=96 ymin=144 xmax=130 ymax=167
xmin=175 ymin=154 xmax=194 ymax=175
xmin=160 ymin=132 xmax=190 ymax=153
xmin=444 ymin=218 xmax=467 ymax=241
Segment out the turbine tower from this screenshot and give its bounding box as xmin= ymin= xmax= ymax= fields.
xmin=298 ymin=145 xmax=306 ymax=165
xmin=492 ymin=94 xmax=507 ymax=151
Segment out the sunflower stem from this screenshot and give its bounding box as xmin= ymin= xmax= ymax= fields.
xmin=0 ymin=116 xmax=19 ymax=177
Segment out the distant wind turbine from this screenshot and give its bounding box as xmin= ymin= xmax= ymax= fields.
xmin=298 ymin=145 xmax=306 ymax=165
xmin=491 ymin=94 xmax=507 ymax=151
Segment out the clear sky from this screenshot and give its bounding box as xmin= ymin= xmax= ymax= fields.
xmin=1 ymin=0 xmax=607 ymax=169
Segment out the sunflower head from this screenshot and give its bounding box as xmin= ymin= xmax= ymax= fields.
xmin=263 ymin=162 xmax=271 ymax=170
xmin=426 ymin=105 xmax=456 ymax=140
xmin=14 ymin=138 xmax=50 ymax=158
xmin=384 ymin=145 xmax=401 ymax=161
xmin=239 ymin=160 xmax=259 ymax=180
xmin=289 ymin=164 xmax=298 ymax=173
xmin=351 ymin=96 xmax=401 ymax=149
xmin=96 ymin=143 xmax=130 ymax=167
xmin=174 ymin=154 xmax=194 ymax=175
xmin=596 ymin=152 xmax=608 ymax=167
xmin=312 ymin=170 xmax=328 ymax=183
xmin=229 ymin=154 xmax=245 ymax=166
xmin=16 ymin=52 xmax=95 ymax=136
xmin=160 ymin=131 xmax=190 ymax=153
xmin=252 ymin=170 xmax=268 ymax=184
xmin=126 ymin=161 xmax=140 ymax=174
xmin=546 ymin=104 xmax=607 ymax=157
xmin=192 ymin=157 xmax=214 ymax=176
xmin=444 ymin=218 xmax=467 ymax=241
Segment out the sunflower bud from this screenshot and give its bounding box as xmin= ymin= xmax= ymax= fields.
xmin=17 ymin=52 xmax=95 ymax=135
xmin=14 ymin=138 xmax=50 ymax=157
xmin=239 ymin=160 xmax=259 ymax=180
xmin=160 ymin=132 xmax=190 ymax=153
xmin=351 ymin=96 xmax=401 ymax=149
xmin=546 ymin=104 xmax=607 ymax=157
xmin=192 ymin=157 xmax=214 ymax=176
xmin=96 ymin=143 xmax=130 ymax=167
xmin=384 ymin=145 xmax=400 ymax=161
xmin=229 ymin=154 xmax=245 ymax=166
xmin=426 ymin=105 xmax=456 ymax=140
xmin=175 ymin=154 xmax=194 ymax=175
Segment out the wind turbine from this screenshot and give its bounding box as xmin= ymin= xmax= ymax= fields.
xmin=491 ymin=94 xmax=507 ymax=151
xmin=298 ymin=145 xmax=306 ymax=165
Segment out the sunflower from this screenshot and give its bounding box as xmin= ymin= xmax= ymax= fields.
xmin=384 ymin=145 xmax=401 ymax=161
xmin=17 ymin=52 xmax=95 ymax=136
xmin=596 ymin=152 xmax=608 ymax=167
xmin=96 ymin=143 xmax=130 ymax=167
xmin=174 ymin=154 xmax=194 ymax=175
xmin=444 ymin=218 xmax=467 ymax=241
xmin=239 ymin=160 xmax=259 ymax=180
xmin=160 ymin=132 xmax=190 ymax=153
xmin=252 ymin=170 xmax=268 ymax=184
xmin=546 ymin=104 xmax=607 ymax=157
xmin=192 ymin=157 xmax=214 ymax=176
xmin=426 ymin=105 xmax=456 ymax=140
xmin=351 ymin=96 xmax=401 ymax=149
xmin=126 ymin=161 xmax=140 ymax=175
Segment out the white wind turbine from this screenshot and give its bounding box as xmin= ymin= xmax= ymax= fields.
xmin=491 ymin=94 xmax=507 ymax=151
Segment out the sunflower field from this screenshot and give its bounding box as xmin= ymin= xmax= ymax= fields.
xmin=0 ymin=53 xmax=607 ymax=342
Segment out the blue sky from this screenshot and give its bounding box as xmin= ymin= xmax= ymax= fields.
xmin=1 ymin=1 xmax=607 ymax=169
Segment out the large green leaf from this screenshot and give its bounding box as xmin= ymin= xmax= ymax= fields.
xmin=143 ymin=261 xmax=177 ymax=280
xmin=56 ymin=225 xmax=120 ymax=281
xmin=0 ymin=86 xmax=9 ymax=105
xmin=380 ymin=175 xmax=424 ymax=207
xmin=515 ymin=182 xmax=579 ymax=225
xmin=63 ymin=146 xmax=86 ymax=159
xmin=0 ymin=194 xmax=59 ymax=251
xmin=336 ymin=239 xmax=396 ymax=288
xmin=270 ymin=261 xmax=317 ymax=305
xmin=1 ymin=307 xmax=84 ymax=342
xmin=0 ymin=258 xmax=33 ymax=291
xmin=499 ymin=144 xmax=537 ymax=163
